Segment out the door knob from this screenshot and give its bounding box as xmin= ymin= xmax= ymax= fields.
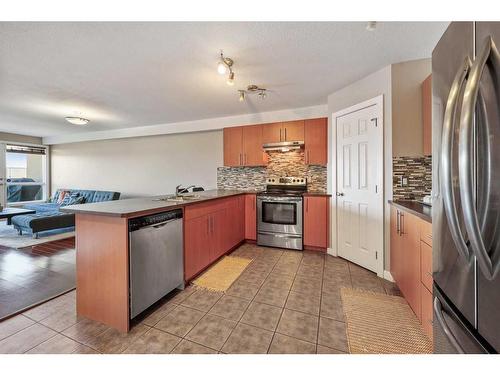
xmin=336 ymin=192 xmax=344 ymax=197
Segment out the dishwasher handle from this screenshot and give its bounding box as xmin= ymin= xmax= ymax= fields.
xmin=129 ymin=209 xmax=183 ymax=232
xmin=141 ymin=218 xmax=181 ymax=230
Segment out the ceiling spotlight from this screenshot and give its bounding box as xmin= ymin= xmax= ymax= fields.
xmin=366 ymin=21 xmax=377 ymax=31
xmin=238 ymin=90 xmax=245 ymax=102
xmin=217 ymin=61 xmax=227 ymax=75
xmin=258 ymin=90 xmax=267 ymax=99
xmin=65 ymin=116 xmax=89 ymax=125
xmin=227 ymin=71 xmax=235 ymax=86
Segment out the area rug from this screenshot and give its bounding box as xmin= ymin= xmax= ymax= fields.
xmin=340 ymin=288 xmax=433 ymax=354
xmin=192 ymin=256 xmax=252 ymax=292
xmin=0 ymin=221 xmax=74 ymax=249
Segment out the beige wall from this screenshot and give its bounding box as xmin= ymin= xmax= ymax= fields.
xmin=326 ymin=59 xmax=432 ymax=273
xmin=0 ymin=132 xmax=42 ymax=144
xmin=391 ymin=58 xmax=431 ymax=157
xmin=327 ymin=65 xmax=393 ymax=273
xmin=50 ymin=130 xmax=223 ymax=198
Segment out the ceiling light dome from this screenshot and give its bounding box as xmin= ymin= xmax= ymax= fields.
xmin=65 ymin=116 xmax=90 ymax=125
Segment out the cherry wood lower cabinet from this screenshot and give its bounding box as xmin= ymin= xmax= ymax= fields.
xmin=303 ymin=196 xmax=329 ymax=251
xmin=244 ymin=193 xmax=257 ymax=241
xmin=184 ymin=214 xmax=211 ymax=280
xmin=390 ymin=205 xmax=433 ymax=341
xmin=184 ymin=196 xmax=245 ymax=281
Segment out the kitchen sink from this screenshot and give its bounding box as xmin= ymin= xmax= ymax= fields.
xmin=153 ymin=194 xmax=201 ymax=202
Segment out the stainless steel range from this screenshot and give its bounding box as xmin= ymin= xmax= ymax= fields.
xmin=257 ymin=177 xmax=307 ymax=250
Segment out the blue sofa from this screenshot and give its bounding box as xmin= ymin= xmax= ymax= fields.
xmin=12 ymin=189 xmax=120 ymax=238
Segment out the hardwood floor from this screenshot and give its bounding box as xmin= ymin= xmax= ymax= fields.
xmin=0 ymin=237 xmax=76 ymax=320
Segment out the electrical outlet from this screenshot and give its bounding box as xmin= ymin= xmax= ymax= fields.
xmin=402 ymin=177 xmax=408 ymax=186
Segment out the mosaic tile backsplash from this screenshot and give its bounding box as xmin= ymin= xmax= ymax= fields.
xmin=393 ymin=156 xmax=432 ymax=201
xmin=217 ymin=150 xmax=327 ymax=193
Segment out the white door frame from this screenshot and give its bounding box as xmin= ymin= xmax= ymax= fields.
xmin=330 ymin=95 xmax=384 ymax=277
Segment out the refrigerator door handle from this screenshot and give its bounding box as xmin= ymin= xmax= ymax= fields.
xmin=459 ymin=36 xmax=500 ymax=280
xmin=440 ymin=57 xmax=472 ymax=262
xmin=434 ymin=297 xmax=465 ymax=354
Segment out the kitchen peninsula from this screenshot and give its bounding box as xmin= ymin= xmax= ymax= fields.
xmin=62 ymin=190 xmax=253 ymax=332
xmin=63 ymin=189 xmax=330 ymax=332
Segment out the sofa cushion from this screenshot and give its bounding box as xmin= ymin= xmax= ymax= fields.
xmin=11 ymin=212 xmax=75 ymax=233
xmin=92 ymin=190 xmax=120 ymax=203
xmin=23 ymin=202 xmax=61 ymax=213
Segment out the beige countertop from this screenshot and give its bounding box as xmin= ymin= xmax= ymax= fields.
xmin=61 ymin=189 xmax=259 ymax=218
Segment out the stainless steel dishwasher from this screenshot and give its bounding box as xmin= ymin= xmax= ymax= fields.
xmin=128 ymin=209 xmax=184 ymax=319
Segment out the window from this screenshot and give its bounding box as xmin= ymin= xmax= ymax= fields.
xmin=5 ymin=144 xmax=48 ymax=205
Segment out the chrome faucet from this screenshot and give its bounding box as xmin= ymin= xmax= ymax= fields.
xmin=175 ymin=185 xmax=196 ymax=197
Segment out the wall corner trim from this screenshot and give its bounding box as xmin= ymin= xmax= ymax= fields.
xmin=383 ymin=270 xmax=394 ymax=282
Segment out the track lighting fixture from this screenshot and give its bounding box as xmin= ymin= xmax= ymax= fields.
xmin=217 ymin=50 xmax=235 ymax=84
xmin=237 ymin=85 xmax=268 ymax=102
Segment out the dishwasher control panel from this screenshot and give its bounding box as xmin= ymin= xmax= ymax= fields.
xmin=129 ymin=209 xmax=183 ymax=232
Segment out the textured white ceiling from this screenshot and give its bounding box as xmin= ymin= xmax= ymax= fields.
xmin=0 ymin=22 xmax=448 ymax=138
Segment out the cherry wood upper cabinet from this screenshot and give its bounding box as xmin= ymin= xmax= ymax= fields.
xmin=223 ymin=127 xmax=243 ymax=166
xmin=422 ymin=74 xmax=432 ymax=156
xmin=282 ymin=120 xmax=305 ymax=142
xmin=242 ymin=125 xmax=265 ymax=166
xmin=223 ymin=125 xmax=266 ymax=167
xmin=262 ymin=121 xmax=305 ymax=143
xmin=303 ymin=196 xmax=329 ymax=250
xmin=245 ymin=194 xmax=257 ymax=241
xmin=262 ymin=122 xmax=283 ymax=144
xmin=304 ymin=118 xmax=328 ymax=165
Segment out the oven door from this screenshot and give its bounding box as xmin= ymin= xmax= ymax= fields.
xmin=257 ymin=196 xmax=302 ymax=235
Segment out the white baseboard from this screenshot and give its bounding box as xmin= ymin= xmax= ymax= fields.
xmin=326 ymin=247 xmax=337 ymax=257
xmin=383 ymin=270 xmax=394 ymax=282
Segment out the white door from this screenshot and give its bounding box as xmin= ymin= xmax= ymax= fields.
xmin=335 ymin=101 xmax=383 ymax=274
xmin=0 ymin=143 xmax=5 ymax=209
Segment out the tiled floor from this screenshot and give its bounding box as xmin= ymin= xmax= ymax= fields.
xmin=0 ymin=237 xmax=76 ymax=320
xmin=0 ymin=243 xmax=401 ymax=354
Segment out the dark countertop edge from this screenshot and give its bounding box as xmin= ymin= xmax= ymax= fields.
xmin=303 ymin=192 xmax=332 ymax=197
xmin=388 ymin=200 xmax=432 ymax=223
xmin=61 ymin=191 xmax=258 ymax=219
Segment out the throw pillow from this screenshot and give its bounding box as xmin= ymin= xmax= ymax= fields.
xmin=56 ymin=190 xmax=71 ymax=204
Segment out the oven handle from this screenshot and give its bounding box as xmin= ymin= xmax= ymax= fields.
xmin=257 ymin=196 xmax=303 ymax=202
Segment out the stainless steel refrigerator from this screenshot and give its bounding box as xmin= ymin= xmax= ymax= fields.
xmin=433 ymin=22 xmax=499 ymax=354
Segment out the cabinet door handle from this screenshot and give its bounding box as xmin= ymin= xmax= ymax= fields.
xmin=284 ymin=128 xmax=287 ymax=140
xmin=279 ymin=128 xmax=282 ymax=142
xmin=400 ymin=213 xmax=405 ymax=236
xmin=244 ymin=154 xmax=247 ymax=165
xmin=239 ymin=154 xmax=242 ymax=165
xmin=396 ymin=210 xmax=400 ymax=234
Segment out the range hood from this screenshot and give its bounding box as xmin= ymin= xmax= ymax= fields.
xmin=263 ymin=141 xmax=304 ymax=152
